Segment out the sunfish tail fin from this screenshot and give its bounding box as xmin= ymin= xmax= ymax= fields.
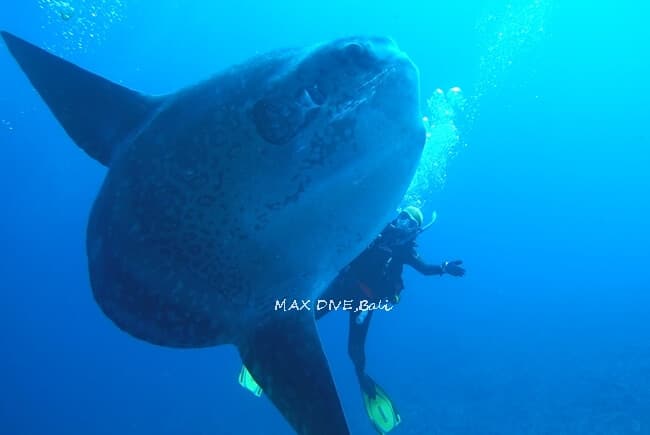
xmin=239 ymin=312 xmax=350 ymax=435
xmin=1 ymin=31 xmax=162 ymax=167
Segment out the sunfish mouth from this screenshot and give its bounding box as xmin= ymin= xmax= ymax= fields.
xmin=328 ymin=66 xmax=399 ymax=122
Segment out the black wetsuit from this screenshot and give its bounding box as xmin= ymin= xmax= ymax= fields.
xmin=316 ymin=224 xmax=444 ymax=380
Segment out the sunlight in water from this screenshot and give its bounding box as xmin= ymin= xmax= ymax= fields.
xmin=38 ymin=0 xmax=126 ymax=53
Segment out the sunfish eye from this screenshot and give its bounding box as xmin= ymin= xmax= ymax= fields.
xmin=341 ymin=42 xmax=374 ymax=68
xmin=344 ymin=42 xmax=365 ymax=57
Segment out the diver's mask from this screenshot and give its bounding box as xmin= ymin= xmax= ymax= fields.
xmin=389 ymin=212 xmax=420 ymax=243
xmin=394 ymin=212 xmax=419 ymax=232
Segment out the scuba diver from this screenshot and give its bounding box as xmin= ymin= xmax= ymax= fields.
xmin=315 ymin=205 xmax=464 ymax=433
xmin=238 ymin=206 xmax=465 ymax=434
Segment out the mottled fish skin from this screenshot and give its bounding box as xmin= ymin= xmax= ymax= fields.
xmin=85 ymin=36 xmax=425 ymax=348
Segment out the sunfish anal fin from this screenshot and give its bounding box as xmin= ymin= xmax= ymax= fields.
xmin=239 ymin=312 xmax=350 ymax=435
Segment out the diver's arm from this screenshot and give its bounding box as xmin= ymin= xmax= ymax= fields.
xmin=404 ymin=251 xmax=444 ymax=275
xmin=405 ymin=251 xmax=465 ymax=277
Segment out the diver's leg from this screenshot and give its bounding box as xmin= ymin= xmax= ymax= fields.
xmin=348 ymin=309 xmax=374 ymax=391
xmin=349 ymin=310 xmax=401 ymax=433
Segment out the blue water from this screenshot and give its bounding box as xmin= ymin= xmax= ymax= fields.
xmin=1 ymin=1 xmax=649 ymax=434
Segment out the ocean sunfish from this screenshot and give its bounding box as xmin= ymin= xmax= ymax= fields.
xmin=1 ymin=31 xmax=425 ymax=434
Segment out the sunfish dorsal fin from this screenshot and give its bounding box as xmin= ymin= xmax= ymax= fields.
xmin=1 ymin=31 xmax=162 ymax=167
xmin=239 ymin=312 xmax=350 ymax=435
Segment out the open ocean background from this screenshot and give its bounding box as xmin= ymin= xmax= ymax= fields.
xmin=1 ymin=0 xmax=648 ymax=434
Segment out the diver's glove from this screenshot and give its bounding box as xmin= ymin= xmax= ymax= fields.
xmin=442 ymin=260 xmax=465 ymax=277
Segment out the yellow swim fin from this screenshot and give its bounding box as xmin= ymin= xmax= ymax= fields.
xmin=238 ymin=364 xmax=263 ymax=397
xmin=362 ymin=382 xmax=401 ymax=434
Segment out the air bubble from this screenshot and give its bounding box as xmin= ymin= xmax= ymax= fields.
xmin=38 ymin=0 xmax=127 ymax=53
